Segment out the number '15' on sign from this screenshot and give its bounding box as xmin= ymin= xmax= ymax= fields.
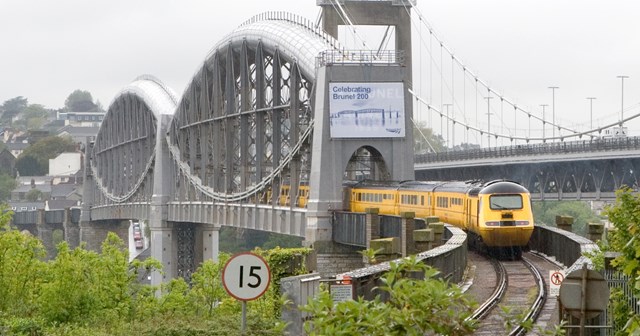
xmin=222 ymin=252 xmax=271 ymax=301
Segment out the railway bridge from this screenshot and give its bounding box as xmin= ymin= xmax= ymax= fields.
xmin=9 ymin=0 xmax=640 ymax=286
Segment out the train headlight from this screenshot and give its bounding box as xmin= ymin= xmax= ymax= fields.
xmin=485 ymin=221 xmax=500 ymax=227
xmin=515 ymin=221 xmax=529 ymax=226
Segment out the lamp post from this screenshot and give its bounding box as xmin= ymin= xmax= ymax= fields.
xmin=540 ymin=104 xmax=548 ymax=141
xmin=548 ymin=86 xmax=559 ymax=141
xmin=485 ymin=97 xmax=493 ymax=147
xmin=586 ymin=97 xmax=596 ymax=131
xmin=617 ymin=75 xmax=629 ymax=128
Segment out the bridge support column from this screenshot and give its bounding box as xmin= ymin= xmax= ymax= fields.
xmin=149 ymin=223 xmax=177 ymax=285
xmin=80 ymin=220 xmax=129 ymax=252
xmin=63 ymin=208 xmax=80 ymax=249
xmin=196 ymin=224 xmax=220 ymax=265
xmin=36 ymin=209 xmax=56 ymax=259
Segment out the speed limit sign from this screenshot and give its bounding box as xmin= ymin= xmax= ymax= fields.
xmin=222 ymin=252 xmax=271 ymax=301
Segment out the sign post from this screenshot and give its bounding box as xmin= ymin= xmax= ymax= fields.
xmin=549 ymin=270 xmax=565 ymax=297
xmin=222 ymin=252 xmax=271 ymax=333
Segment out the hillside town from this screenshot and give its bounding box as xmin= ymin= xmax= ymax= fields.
xmin=0 ymin=91 xmax=103 ymax=214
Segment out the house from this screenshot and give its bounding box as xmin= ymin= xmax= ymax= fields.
xmin=0 ymin=148 xmax=16 ymax=176
xmin=11 ymin=176 xmax=54 ymax=201
xmin=7 ymin=201 xmax=45 ymax=212
xmin=56 ymin=126 xmax=99 ymax=145
xmin=5 ymin=141 xmax=29 ymax=158
xmin=57 ymin=111 xmax=105 ymax=127
xmin=49 ymin=152 xmax=82 ymax=176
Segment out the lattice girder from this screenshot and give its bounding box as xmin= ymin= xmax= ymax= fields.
xmin=91 ymin=75 xmax=177 ymax=205
xmin=167 ymin=13 xmax=341 ymax=202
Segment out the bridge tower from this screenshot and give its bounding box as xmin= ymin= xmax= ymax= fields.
xmin=307 ymin=0 xmax=416 ymax=275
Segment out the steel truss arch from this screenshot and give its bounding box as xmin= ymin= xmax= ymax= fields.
xmin=167 ymin=12 xmax=342 ymax=202
xmin=92 ymin=75 xmax=177 ymax=203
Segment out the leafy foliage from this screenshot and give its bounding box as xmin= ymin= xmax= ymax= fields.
xmin=16 ymin=135 xmax=76 ymax=176
xmin=14 ymin=104 xmax=49 ymax=130
xmin=0 ymin=213 xmax=306 ymax=335
xmin=303 ymin=256 xmax=477 ymax=335
xmin=532 ymin=200 xmax=602 ymax=234
xmin=603 ymin=187 xmax=640 ymax=334
xmin=65 ymin=90 xmax=102 ymax=112
xmin=413 ymin=120 xmax=445 ymax=153
xmin=0 ymin=96 xmax=28 ymax=124
xmin=0 ymin=173 xmax=17 ymax=202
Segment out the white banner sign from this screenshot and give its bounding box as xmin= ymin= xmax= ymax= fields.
xmin=329 ymin=82 xmax=405 ymax=138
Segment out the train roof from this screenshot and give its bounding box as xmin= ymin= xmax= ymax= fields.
xmin=349 ymin=179 xmax=486 ymax=194
xmin=479 ymin=180 xmax=529 ymax=194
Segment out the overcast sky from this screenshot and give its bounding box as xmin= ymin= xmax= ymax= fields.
xmin=1 ymin=0 xmax=639 ymax=137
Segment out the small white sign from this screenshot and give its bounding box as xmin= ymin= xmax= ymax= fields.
xmin=222 ymin=252 xmax=271 ymax=301
xmin=549 ymin=270 xmax=565 ymax=297
xmin=330 ymin=284 xmax=353 ymax=302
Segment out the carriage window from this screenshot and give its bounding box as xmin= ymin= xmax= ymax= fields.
xmin=421 ymin=195 xmax=424 ymax=205
xmin=489 ymin=195 xmax=523 ymax=210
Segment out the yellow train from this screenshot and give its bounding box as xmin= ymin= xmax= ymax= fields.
xmin=273 ymin=179 xmax=534 ymax=257
xmin=346 ymin=179 xmax=534 ymax=257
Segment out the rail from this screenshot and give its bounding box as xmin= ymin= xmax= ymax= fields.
xmin=415 ymin=136 xmax=640 ymax=164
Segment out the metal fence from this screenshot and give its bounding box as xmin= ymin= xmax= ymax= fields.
xmin=332 ymin=212 xmax=366 ymax=247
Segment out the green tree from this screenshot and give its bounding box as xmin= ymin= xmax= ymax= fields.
xmin=189 ymin=254 xmax=232 ymax=317
xmin=0 ymin=208 xmax=47 ymax=316
xmin=0 ymin=96 xmax=28 ymax=124
xmin=413 ymin=120 xmax=445 ymax=153
xmin=16 ymin=136 xmax=76 ymax=176
xmin=532 ymin=200 xmax=602 ymax=235
xmin=65 ymin=89 xmax=102 ymax=112
xmin=603 ymin=187 xmax=640 ymax=334
xmin=15 ymin=154 xmax=44 ymax=176
xmin=0 ymin=172 xmax=17 ymax=202
xmin=14 ymin=104 xmax=49 ymax=130
xmin=25 ymin=188 xmax=43 ymax=201
xmin=303 ymin=256 xmax=477 ymax=335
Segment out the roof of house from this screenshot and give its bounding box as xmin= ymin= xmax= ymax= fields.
xmin=13 ymin=184 xmax=52 ymax=193
xmin=46 ymin=199 xmax=80 ymax=210
xmin=57 ymin=126 xmax=100 ymax=137
xmin=51 ymin=183 xmax=78 ymax=197
xmin=7 ymin=201 xmax=45 ymax=210
xmin=5 ymin=142 xmax=29 ymax=150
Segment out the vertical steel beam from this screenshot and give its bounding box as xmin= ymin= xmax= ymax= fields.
xmin=211 ymin=54 xmax=223 ymax=193
xmin=240 ymin=41 xmax=251 ymax=192
xmin=255 ymin=43 xmax=266 ymax=186
xmin=225 ymin=45 xmax=236 ymax=193
xmin=271 ymin=51 xmax=283 ymax=204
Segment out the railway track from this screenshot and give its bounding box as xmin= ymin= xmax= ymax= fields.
xmin=464 ymin=251 xmax=552 ymax=335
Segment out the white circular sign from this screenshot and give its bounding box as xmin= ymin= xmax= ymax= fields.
xmin=222 ymin=252 xmax=271 ymax=301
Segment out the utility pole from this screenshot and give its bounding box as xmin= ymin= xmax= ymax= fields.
xmin=548 ymin=86 xmax=559 ymax=141
xmin=586 ymin=97 xmax=596 ymax=131
xmin=617 ymin=75 xmax=629 ymax=128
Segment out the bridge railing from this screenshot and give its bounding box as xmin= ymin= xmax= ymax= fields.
xmin=316 ymin=50 xmax=405 ymax=67
xmin=529 ymin=224 xmax=598 ymax=269
xmin=415 ymin=136 xmax=640 ymax=164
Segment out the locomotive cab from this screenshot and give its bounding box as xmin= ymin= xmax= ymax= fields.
xmin=477 ymin=180 xmax=534 ymax=248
